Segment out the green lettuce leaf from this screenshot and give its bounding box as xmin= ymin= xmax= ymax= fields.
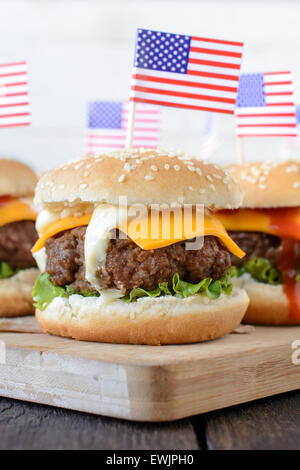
xmin=241 ymin=257 xmax=282 ymax=285
xmin=123 ymin=282 xmax=171 ymax=303
xmin=33 ymin=273 xmax=67 ymax=310
xmin=0 ymin=262 xmax=18 ymax=279
xmin=65 ymin=285 xmax=100 ymax=298
xmin=33 ymin=267 xmax=237 ymax=309
xmin=33 ymin=273 xmax=99 ymax=311
xmin=126 ymin=267 xmax=236 ymax=302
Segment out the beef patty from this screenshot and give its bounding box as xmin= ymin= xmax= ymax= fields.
xmin=0 ymin=220 xmax=38 ymax=269
xmin=228 ymin=231 xmax=300 ymax=269
xmin=45 ymin=226 xmax=232 ymax=294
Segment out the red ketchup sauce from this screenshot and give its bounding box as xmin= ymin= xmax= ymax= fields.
xmin=0 ymin=195 xmax=14 ymax=207
xmin=260 ymin=208 xmax=300 ymax=321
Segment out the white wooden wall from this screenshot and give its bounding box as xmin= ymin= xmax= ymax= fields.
xmin=0 ymin=0 xmax=300 ymax=173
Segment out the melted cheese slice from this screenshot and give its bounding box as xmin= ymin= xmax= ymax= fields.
xmin=0 ymin=198 xmax=37 ymax=227
xmin=32 ymin=206 xmax=245 ymax=258
xmin=118 ymin=208 xmax=244 ymax=257
xmin=216 ymin=208 xmax=300 ymax=241
xmin=32 ymin=214 xmax=92 ymax=252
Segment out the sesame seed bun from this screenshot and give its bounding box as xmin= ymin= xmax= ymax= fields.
xmin=0 ymin=159 xmax=37 ymax=198
xmin=34 ymin=148 xmax=243 ymax=210
xmin=235 ymin=274 xmax=300 ymax=325
xmin=35 ymin=287 xmax=249 ymax=345
xmin=228 ymin=160 xmax=300 ymax=208
xmin=0 ymin=268 xmax=39 ymax=317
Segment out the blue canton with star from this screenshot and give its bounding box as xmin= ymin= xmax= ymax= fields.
xmin=236 ymin=73 xmax=266 ymax=107
xmin=87 ymin=101 xmax=123 ymax=129
xmin=134 ymin=29 xmax=191 ymax=74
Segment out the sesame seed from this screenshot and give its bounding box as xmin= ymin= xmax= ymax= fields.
xmin=86 ymin=164 xmax=92 ymax=169
xmin=174 ymin=165 xmax=180 ymax=171
xmin=210 ymin=184 xmax=216 ymax=191
xmin=164 ymin=164 xmax=170 ymax=170
xmin=213 ymin=173 xmax=221 ymax=179
xmin=293 ymin=182 xmax=300 ymax=188
xmin=258 ymin=184 xmax=266 ymax=190
xmin=206 ymin=175 xmax=213 ymax=182
xmin=196 ymin=168 xmax=202 ymax=176
xmin=189 ymin=186 xmax=194 ymax=191
xmin=145 ymin=175 xmax=154 ymax=181
xmin=124 ymin=163 xmax=131 ymax=172
xmin=199 ymin=189 xmax=206 ymax=194
xmin=227 ymin=184 xmax=232 ymax=191
xmin=287 ymin=165 xmax=298 ymax=173
xmin=151 ymin=165 xmax=158 ymax=171
xmin=178 ymin=196 xmax=184 ymax=203
xmin=79 ymin=183 xmax=87 ymax=190
xmin=74 ymin=162 xmax=84 ymax=170
xmin=118 ymin=174 xmax=125 ymax=183
xmin=83 ymin=171 xmax=89 ymax=177
xmin=188 ymin=165 xmax=195 ymax=172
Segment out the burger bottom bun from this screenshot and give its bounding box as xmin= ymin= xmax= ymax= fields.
xmin=0 ymin=268 xmax=39 ymax=317
xmin=36 ymin=287 xmax=249 ymax=345
xmin=236 ymin=274 xmax=300 ymax=325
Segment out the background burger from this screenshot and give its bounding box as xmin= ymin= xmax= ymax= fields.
xmin=216 ymin=160 xmax=300 ymax=325
xmin=0 ymin=159 xmax=39 ymax=317
xmin=32 ymin=149 xmax=249 ymax=345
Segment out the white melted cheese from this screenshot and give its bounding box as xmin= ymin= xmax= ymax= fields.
xmin=33 ymin=247 xmax=47 ymax=272
xmin=36 ymin=210 xmax=59 ymax=235
xmin=84 ymin=204 xmax=127 ymax=294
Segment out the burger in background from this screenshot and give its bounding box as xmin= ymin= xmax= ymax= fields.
xmin=32 ymin=149 xmax=249 ymax=345
xmin=0 ymin=159 xmax=39 ymax=317
xmin=216 ymin=160 xmax=300 ymax=325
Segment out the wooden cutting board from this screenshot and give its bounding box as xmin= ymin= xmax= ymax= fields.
xmin=0 ymin=316 xmax=299 ymax=422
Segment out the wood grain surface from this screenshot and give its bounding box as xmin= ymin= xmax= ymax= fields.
xmin=204 ymin=390 xmax=300 ymax=450
xmin=0 ymin=397 xmax=199 ymax=450
xmin=1 ymin=391 xmax=300 ymax=449
xmin=0 ymin=317 xmax=300 ymax=421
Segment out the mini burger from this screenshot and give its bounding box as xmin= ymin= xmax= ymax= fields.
xmin=216 ymin=160 xmax=300 ymax=325
xmin=0 ymin=159 xmax=39 ymax=317
xmin=32 ymin=149 xmax=249 ymax=345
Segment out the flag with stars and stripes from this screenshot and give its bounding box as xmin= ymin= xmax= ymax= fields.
xmin=236 ymin=72 xmax=297 ymax=137
xmin=0 ymin=61 xmax=30 ymax=128
xmin=85 ymin=101 xmax=160 ymax=153
xmin=130 ymin=28 xmax=244 ymax=115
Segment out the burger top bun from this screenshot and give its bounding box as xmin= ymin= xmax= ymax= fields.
xmin=35 ymin=148 xmax=243 ymax=210
xmin=0 ymin=159 xmax=37 ymax=197
xmin=228 ymin=160 xmax=300 ymax=208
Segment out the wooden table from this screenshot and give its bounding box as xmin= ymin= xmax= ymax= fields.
xmin=1 ymin=390 xmax=299 ymax=450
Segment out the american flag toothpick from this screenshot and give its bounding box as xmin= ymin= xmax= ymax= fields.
xmin=235 ymin=71 xmax=297 ymax=163
xmin=85 ymin=101 xmax=160 ymax=154
xmin=126 ymin=28 xmax=244 ymax=148
xmin=0 ymin=61 xmax=30 ymax=128
xmin=236 ymin=72 xmax=297 ymax=137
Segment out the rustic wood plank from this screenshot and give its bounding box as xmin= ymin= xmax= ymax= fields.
xmin=203 ymin=390 xmax=300 ymax=450
xmin=0 ymin=397 xmax=200 ymax=450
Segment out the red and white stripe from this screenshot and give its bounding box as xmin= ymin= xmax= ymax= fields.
xmin=236 ymin=72 xmax=297 ymax=137
xmin=0 ymin=61 xmax=30 ymax=128
xmin=85 ymin=103 xmax=160 ymax=153
xmin=131 ymin=36 xmax=244 ymax=115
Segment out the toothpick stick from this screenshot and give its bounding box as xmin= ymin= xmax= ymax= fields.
xmin=125 ymin=101 xmax=136 ymax=149
xmin=237 ymin=136 xmax=245 ymax=164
